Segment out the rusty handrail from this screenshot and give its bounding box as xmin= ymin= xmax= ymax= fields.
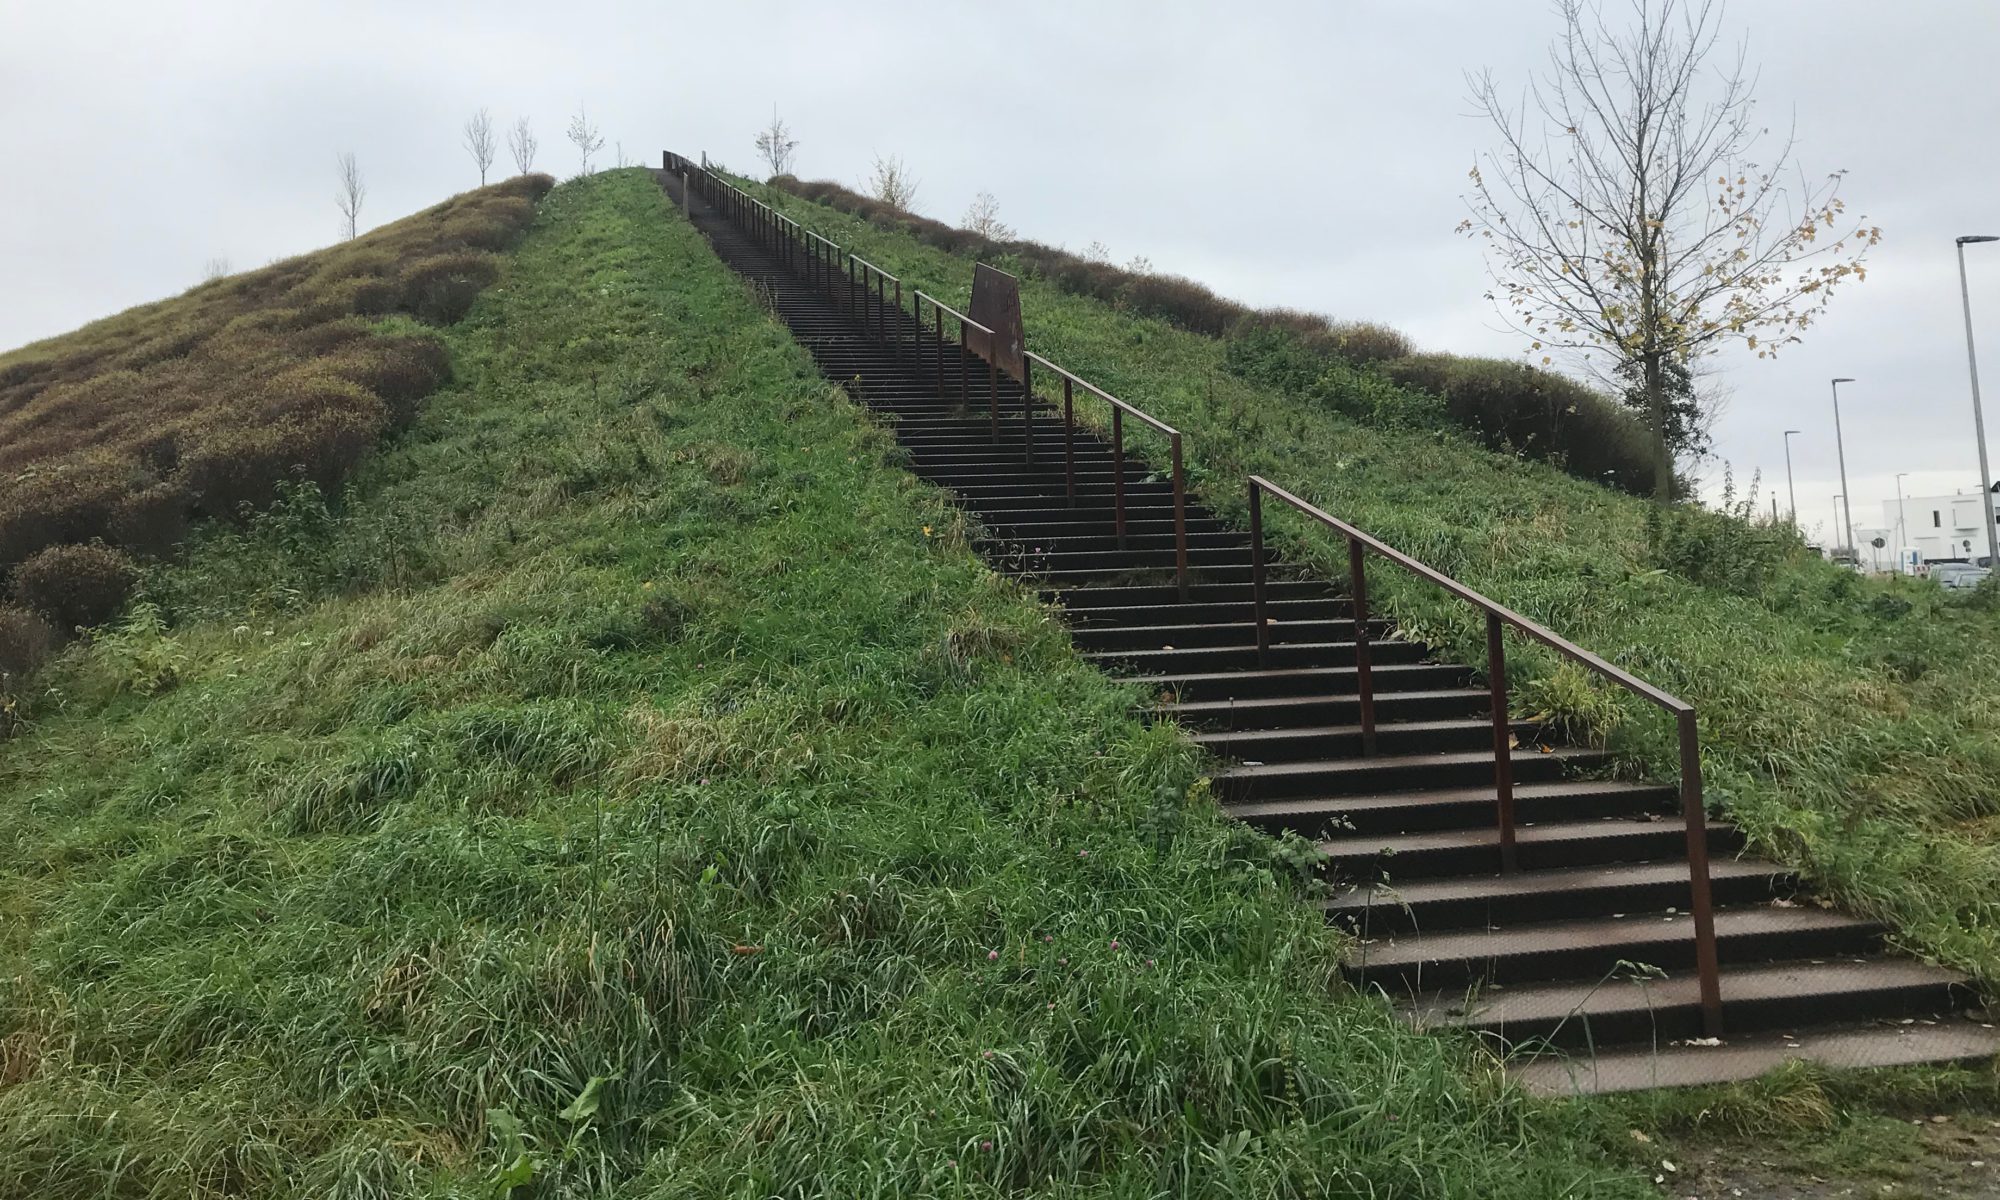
xmin=850 ymin=254 xmax=901 ymax=345
xmin=1025 ymin=351 xmax=1188 ymax=597
xmin=914 ymin=290 xmax=1000 ymax=440
xmin=1244 ymin=474 xmax=1722 ymax=1038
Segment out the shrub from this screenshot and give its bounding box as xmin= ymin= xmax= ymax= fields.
xmin=320 ymin=336 xmax=452 ymax=426
xmin=0 ymin=453 xmax=134 ymax=568
xmin=1383 ymin=353 xmax=1661 ymax=496
xmin=398 ymin=252 xmax=502 ymax=325
xmin=1121 ymin=273 xmax=1240 ymax=337
xmin=108 ymin=483 xmax=190 ymax=559
xmin=9 ymin=543 xmax=138 ymax=631
xmin=0 ymin=604 xmax=58 ymax=684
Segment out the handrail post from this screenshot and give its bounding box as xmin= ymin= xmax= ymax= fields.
xmin=1249 ymin=482 xmax=1270 ymax=668
xmin=1349 ymin=536 xmax=1376 ymax=753
xmin=988 ymin=358 xmax=1000 ymax=443
xmin=894 ymin=281 xmax=903 ymax=359
xmin=1486 ymin=612 xmax=1518 ymax=873
xmin=1171 ymin=435 xmax=1189 ymax=600
xmin=1681 ymin=711 xmax=1725 ymax=1037
xmin=959 ymin=322 xmax=970 ymax=409
xmin=1111 ymin=407 xmax=1127 ymax=549
xmin=1021 ymin=359 xmax=1036 ymax=466
xmin=935 ymin=305 xmax=947 ymax=403
xmin=1062 ymin=376 xmax=1077 ymax=506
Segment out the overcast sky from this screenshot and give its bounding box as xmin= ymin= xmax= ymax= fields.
xmin=5 ymin=2 xmax=1995 ymax=543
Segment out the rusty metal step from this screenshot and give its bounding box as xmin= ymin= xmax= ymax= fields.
xmin=1410 ymin=956 xmax=1978 ymax=1052
xmin=1347 ymin=905 xmax=1885 ymax=992
xmin=1323 ymin=815 xmax=1735 ymax=878
xmin=1511 ymin=1018 xmax=2000 ymax=1096
xmin=1227 ymin=779 xmax=1675 ymax=838
xmin=1327 ymin=857 xmax=1785 ymax=934
xmin=1211 ymin=745 xmax=1610 ymax=803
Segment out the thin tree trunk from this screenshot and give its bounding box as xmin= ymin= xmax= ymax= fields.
xmin=1644 ymin=352 xmax=1673 ymax=502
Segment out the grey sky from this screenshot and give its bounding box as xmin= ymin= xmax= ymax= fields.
xmin=5 ymin=2 xmax=1995 ymax=544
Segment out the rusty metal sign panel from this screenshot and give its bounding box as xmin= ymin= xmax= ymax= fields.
xmin=967 ymin=263 xmax=1026 ymax=382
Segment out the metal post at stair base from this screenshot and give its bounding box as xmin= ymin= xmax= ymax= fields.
xmin=1171 ymin=435 xmax=1189 ymax=600
xmin=935 ymin=306 xmax=947 ymax=403
xmin=1349 ymin=536 xmax=1376 ymax=754
xmin=959 ymin=323 xmax=970 ymax=409
xmin=1249 ymin=482 xmax=1270 ymax=668
xmin=1487 ymin=612 xmax=1518 ymax=874
xmin=1022 ymin=359 xmax=1036 ymax=466
xmin=1111 ymin=407 xmax=1127 ymax=549
xmin=1680 ymin=710 xmax=1725 ymax=1037
xmin=894 ymin=282 xmax=903 ymax=360
xmin=988 ymin=360 xmax=1000 ymax=443
xmin=1062 ymin=377 xmax=1077 ymax=506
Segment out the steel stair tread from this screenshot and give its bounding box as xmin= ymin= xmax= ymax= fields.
xmin=1212 ymin=745 xmax=1609 ymax=781
xmin=1325 ymin=856 xmax=1782 ymax=915
xmin=1225 ymin=780 xmax=1671 ymax=826
xmin=1407 ymin=957 xmax=1972 ymax=1035
xmin=1510 ymin=1019 xmax=2000 ymax=1096
xmin=1350 ymin=904 xmax=1883 ymax=972
xmin=1320 ymin=816 xmax=1729 ymax=861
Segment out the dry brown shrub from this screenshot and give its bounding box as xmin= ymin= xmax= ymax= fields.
xmin=399 ymin=252 xmax=502 ymax=325
xmin=10 ymin=544 xmax=138 ymax=631
xmin=0 ymin=605 xmax=59 ymax=684
xmin=0 ymin=175 xmax=544 ymax=614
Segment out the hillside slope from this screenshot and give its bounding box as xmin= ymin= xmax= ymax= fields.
xmin=0 ymin=172 xmax=1651 ymax=1197
xmin=0 ymin=175 xmax=549 ymax=698
xmin=740 ymin=174 xmax=2000 ymax=989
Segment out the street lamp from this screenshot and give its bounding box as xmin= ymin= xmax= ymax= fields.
xmin=1895 ymin=472 xmax=1910 ymax=571
xmin=1957 ymin=235 xmax=1998 ymax=568
xmin=1833 ymin=494 xmax=1845 ymax=558
xmin=1783 ymin=429 xmax=1802 ymax=526
xmin=1831 ymin=378 xmax=1857 ymax=557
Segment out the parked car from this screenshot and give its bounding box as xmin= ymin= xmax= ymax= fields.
xmin=1930 ymin=563 xmax=1992 ymax=590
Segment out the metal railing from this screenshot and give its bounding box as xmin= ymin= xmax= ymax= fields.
xmin=913 ymin=292 xmax=1000 ymax=439
xmin=1244 ymin=475 xmax=1723 ymax=1037
xmin=664 ymin=149 xmax=1725 ymax=1035
xmin=849 ymin=254 xmax=901 ymax=346
xmin=1026 ymin=351 xmax=1188 ymax=597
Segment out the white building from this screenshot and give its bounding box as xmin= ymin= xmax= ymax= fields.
xmin=1867 ymin=484 xmax=2000 ymax=566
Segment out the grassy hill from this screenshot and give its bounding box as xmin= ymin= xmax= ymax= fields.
xmin=737 ymin=174 xmax=2000 ymax=991
xmin=0 ymin=171 xmax=1669 ymax=1197
xmin=0 ymin=175 xmax=549 ymax=707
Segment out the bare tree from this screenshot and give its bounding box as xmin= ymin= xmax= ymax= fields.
xmin=335 ymin=151 xmax=366 ymax=241
xmin=960 ymin=191 xmax=1014 ymax=240
xmin=1461 ymin=0 xmax=1878 ymax=500
xmin=508 ymin=117 xmax=538 ymax=175
xmin=566 ymin=104 xmax=605 ymax=176
xmin=201 ymin=257 xmax=232 ymax=282
xmin=754 ymin=107 xmax=799 ymax=179
xmin=866 ymin=153 xmax=919 ymax=211
xmin=1081 ymin=240 xmax=1112 ymax=264
xmin=1126 ymin=254 xmax=1153 ymax=274
xmin=464 ymin=107 xmax=497 ymax=185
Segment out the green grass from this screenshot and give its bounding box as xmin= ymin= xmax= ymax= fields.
xmin=0 ymin=171 xmax=1659 ymax=1197
xmin=739 ymin=174 xmax=2000 ymax=994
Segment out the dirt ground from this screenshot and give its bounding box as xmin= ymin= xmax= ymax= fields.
xmin=1660 ymin=1112 xmax=2000 ymax=1199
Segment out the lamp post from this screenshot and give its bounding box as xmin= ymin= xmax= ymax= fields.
xmin=1958 ymin=235 xmax=1998 ymax=568
xmin=1831 ymin=378 xmax=1857 ymax=557
xmin=1783 ymin=429 xmax=1802 ymax=526
xmin=1833 ymin=494 xmax=1844 ymax=559
xmin=1895 ymin=471 xmax=1910 ymax=548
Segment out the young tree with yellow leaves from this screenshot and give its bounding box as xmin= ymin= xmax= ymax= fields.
xmin=1461 ymin=0 xmax=1879 ymax=500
